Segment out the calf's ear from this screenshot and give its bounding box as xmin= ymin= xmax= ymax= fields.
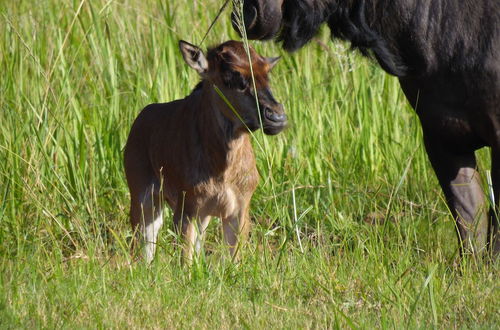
xmin=179 ymin=40 xmax=208 ymax=74
xmin=266 ymin=56 xmax=280 ymax=70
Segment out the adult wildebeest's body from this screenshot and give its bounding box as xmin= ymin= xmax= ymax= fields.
xmin=232 ymin=0 xmax=500 ymax=255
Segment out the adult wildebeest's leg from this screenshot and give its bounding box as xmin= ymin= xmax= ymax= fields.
xmin=222 ymin=202 xmax=251 ymax=259
xmin=399 ymin=78 xmax=489 ymax=256
xmin=489 ymin=149 xmax=500 ymax=256
xmin=423 ymin=135 xmax=489 ymax=256
xmin=130 ymin=181 xmax=164 ymax=263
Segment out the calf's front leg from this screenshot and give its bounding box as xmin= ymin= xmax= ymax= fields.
xmin=173 ymin=205 xmax=211 ymax=264
xmin=223 ymin=202 xmax=251 ymax=260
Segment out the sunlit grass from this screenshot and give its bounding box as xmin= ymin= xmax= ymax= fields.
xmin=0 ymin=0 xmax=498 ymax=328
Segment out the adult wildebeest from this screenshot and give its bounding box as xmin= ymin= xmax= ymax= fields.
xmin=125 ymin=40 xmax=286 ymax=263
xmin=231 ymin=0 xmax=500 ymax=256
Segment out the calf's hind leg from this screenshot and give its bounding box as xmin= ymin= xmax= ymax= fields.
xmin=130 ymin=181 xmax=164 ymax=263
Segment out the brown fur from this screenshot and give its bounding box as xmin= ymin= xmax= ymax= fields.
xmin=207 ymin=40 xmax=271 ymax=89
xmin=124 ymin=40 xmax=285 ymax=263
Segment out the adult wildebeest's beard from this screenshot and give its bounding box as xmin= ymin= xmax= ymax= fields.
xmin=233 ymin=0 xmax=407 ymax=76
xmin=278 ymin=0 xmax=335 ymax=52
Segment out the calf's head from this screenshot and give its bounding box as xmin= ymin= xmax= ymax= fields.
xmin=179 ymin=40 xmax=287 ymax=135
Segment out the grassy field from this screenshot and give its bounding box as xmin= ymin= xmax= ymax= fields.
xmin=1 ymin=0 xmax=498 ymax=328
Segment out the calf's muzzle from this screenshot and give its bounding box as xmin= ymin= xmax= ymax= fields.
xmin=262 ymin=102 xmax=287 ymax=135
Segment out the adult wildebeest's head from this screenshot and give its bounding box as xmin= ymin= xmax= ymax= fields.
xmin=232 ymin=0 xmax=407 ymax=76
xmin=232 ymin=0 xmax=333 ymax=52
xmin=231 ymin=0 xmax=283 ymax=41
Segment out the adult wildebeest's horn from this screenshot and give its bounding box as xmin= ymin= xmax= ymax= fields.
xmin=231 ymin=0 xmax=283 ymax=40
xmin=245 ymin=5 xmax=258 ymax=30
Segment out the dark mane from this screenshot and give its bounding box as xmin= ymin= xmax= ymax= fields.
xmin=278 ymin=0 xmax=334 ymax=52
xmin=191 ymin=81 xmax=204 ymax=93
xmin=328 ymin=0 xmax=407 ymax=76
xmin=279 ymin=0 xmax=407 ymax=76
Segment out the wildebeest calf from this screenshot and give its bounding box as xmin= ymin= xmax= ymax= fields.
xmin=124 ymin=40 xmax=286 ymax=263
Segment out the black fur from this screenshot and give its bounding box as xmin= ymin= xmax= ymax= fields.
xmin=327 ymin=0 xmax=407 ymax=76
xmin=273 ymin=0 xmax=500 ymax=79
xmin=277 ymin=0 xmax=334 ymax=53
xmin=234 ymin=0 xmax=500 ymax=255
xmin=278 ymin=0 xmax=407 ymax=76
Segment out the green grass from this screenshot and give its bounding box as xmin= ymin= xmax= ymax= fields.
xmin=0 ymin=0 xmax=498 ymax=328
